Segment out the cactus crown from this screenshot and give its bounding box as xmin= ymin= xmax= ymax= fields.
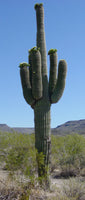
xmin=48 ymin=49 xmax=57 ymax=55
xmin=34 ymin=3 xmax=43 ymax=10
xmin=19 ymin=63 xmax=30 ymax=68
xmin=29 ymin=47 xmax=40 ymax=54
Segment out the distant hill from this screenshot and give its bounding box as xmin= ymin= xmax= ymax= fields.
xmin=0 ymin=124 xmax=34 ymax=134
xmin=13 ymin=127 xmax=34 ymax=134
xmin=0 ymin=119 xmax=85 ymax=135
xmin=52 ymin=119 xmax=85 ymax=135
xmin=0 ymin=124 xmax=13 ymax=133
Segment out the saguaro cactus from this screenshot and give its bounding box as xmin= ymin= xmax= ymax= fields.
xmin=19 ymin=3 xmax=67 ymax=177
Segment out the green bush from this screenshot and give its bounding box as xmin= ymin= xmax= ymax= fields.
xmin=0 ymin=132 xmax=85 ymax=179
xmin=51 ymin=134 xmax=85 ymax=176
xmin=0 ymin=131 xmax=13 ymax=163
xmin=51 ymin=135 xmax=64 ymax=171
xmin=0 ymin=132 xmax=47 ymax=185
xmin=4 ymin=133 xmax=37 ymax=177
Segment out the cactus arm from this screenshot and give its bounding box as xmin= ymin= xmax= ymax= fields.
xmin=48 ymin=49 xmax=57 ymax=97
xmin=29 ymin=47 xmax=42 ymax=100
xmin=28 ymin=54 xmax=32 ymax=87
xmin=35 ymin=4 xmax=49 ymax=98
xmin=19 ymin=63 xmax=35 ymax=106
xmin=50 ymin=60 xmax=67 ymax=103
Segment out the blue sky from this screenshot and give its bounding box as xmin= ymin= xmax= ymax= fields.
xmin=0 ymin=0 xmax=85 ymax=128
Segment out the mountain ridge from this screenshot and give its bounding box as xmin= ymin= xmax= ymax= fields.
xmin=52 ymin=119 xmax=85 ymax=135
xmin=0 ymin=119 xmax=85 ymax=135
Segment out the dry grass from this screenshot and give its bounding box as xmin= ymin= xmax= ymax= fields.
xmin=0 ymin=168 xmax=85 ymax=200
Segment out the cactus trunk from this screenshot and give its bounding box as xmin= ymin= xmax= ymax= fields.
xmin=34 ymin=100 xmax=51 ymax=172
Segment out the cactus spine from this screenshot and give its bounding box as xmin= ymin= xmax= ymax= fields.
xmin=19 ymin=4 xmax=67 ymax=178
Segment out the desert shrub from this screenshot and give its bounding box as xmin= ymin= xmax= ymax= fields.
xmin=4 ymin=133 xmax=37 ymax=177
xmin=59 ymin=134 xmax=85 ymax=176
xmin=51 ymin=135 xmax=64 ymax=171
xmin=0 ymin=132 xmax=13 ymax=163
xmin=1 ymin=132 xmax=85 ymax=180
xmin=63 ymin=177 xmax=85 ymax=200
xmin=0 ymin=132 xmax=50 ymax=188
xmin=51 ymin=134 xmax=85 ymax=176
xmin=0 ymin=132 xmax=47 ymax=187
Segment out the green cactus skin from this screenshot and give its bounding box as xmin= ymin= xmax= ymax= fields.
xmin=19 ymin=4 xmax=67 ymax=180
xmin=29 ymin=48 xmax=42 ymax=100
xmin=48 ymin=50 xmax=57 ymax=96
xmin=19 ymin=64 xmax=35 ymax=106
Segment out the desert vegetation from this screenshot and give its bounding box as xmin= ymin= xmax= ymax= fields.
xmin=0 ymin=131 xmax=85 ymax=199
